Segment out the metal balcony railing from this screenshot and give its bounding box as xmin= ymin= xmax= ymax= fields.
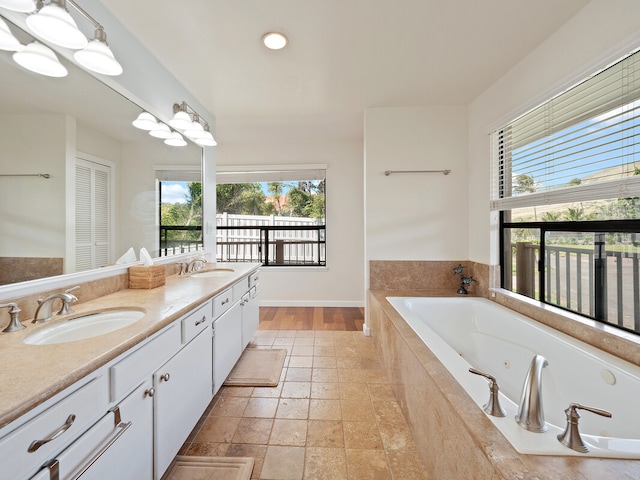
xmin=510 ymin=242 xmax=640 ymax=333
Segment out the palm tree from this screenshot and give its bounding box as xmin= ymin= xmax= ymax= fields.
xmin=513 ymin=174 xmax=538 ymax=220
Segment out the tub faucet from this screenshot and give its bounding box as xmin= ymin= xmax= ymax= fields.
xmin=516 ymin=354 xmax=549 ymax=432
xmin=32 ymin=286 xmax=80 ymax=324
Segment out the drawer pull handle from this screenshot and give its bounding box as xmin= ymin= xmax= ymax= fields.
xmin=69 ymin=418 xmax=132 ymax=480
xmin=195 ymin=315 xmax=206 ymax=326
xmin=144 ymin=387 xmax=156 ymax=398
xmin=221 ymin=298 xmax=229 ymax=305
xmin=28 ymin=414 xmax=76 ymax=452
xmin=160 ymin=373 xmax=171 ymax=382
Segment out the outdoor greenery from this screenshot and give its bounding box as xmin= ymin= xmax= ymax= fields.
xmin=216 ymin=181 xmax=325 ymax=219
xmin=160 ymin=182 xmax=203 ymax=245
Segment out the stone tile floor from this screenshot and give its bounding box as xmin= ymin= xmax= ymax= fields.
xmin=180 ymin=330 xmax=429 ymax=479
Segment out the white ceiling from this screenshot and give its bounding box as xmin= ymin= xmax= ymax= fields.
xmin=100 ymin=0 xmax=590 ymax=143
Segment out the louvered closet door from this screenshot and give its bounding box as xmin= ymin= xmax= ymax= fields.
xmin=75 ymin=158 xmax=112 ymax=271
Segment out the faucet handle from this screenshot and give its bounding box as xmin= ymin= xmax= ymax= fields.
xmin=65 ymin=286 xmax=80 ymax=295
xmin=58 ymin=286 xmax=80 ymax=315
xmin=469 ymin=368 xmax=506 ymax=417
xmin=0 ymin=303 xmax=25 ymax=333
xmin=557 ymin=403 xmax=612 ymax=453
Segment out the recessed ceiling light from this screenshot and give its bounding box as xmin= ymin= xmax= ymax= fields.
xmin=262 ymin=32 xmax=287 ymax=50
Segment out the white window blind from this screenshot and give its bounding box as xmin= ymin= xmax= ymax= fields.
xmin=491 ymin=48 xmax=640 ymax=211
xmin=216 ymin=164 xmax=326 ymax=184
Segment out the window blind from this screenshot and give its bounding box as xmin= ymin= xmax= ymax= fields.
xmin=216 ymin=164 xmax=326 ymax=184
xmin=491 ymin=48 xmax=640 ymax=211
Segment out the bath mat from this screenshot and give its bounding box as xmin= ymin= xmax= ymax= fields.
xmin=223 ymin=348 xmax=287 ymax=387
xmin=163 ymin=456 xmax=254 ymax=480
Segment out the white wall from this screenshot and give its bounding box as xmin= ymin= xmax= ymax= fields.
xmin=217 ymin=138 xmax=364 ymax=306
xmin=364 ymin=106 xmax=469 ymax=269
xmin=0 ymin=114 xmax=68 ymax=258
xmin=468 ymin=0 xmax=640 ymax=265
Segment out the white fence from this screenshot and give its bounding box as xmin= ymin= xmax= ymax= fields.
xmin=216 ymin=213 xmax=326 ymax=265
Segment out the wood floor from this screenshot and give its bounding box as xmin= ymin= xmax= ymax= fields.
xmin=259 ymin=306 xmax=364 ymax=331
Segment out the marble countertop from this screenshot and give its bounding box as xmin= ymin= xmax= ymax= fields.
xmin=0 ymin=262 xmax=260 ymax=429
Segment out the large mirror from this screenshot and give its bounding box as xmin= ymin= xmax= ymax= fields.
xmin=0 ymin=14 xmax=202 ymax=287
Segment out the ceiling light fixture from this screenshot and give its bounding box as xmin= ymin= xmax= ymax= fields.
xmin=169 ymin=102 xmax=194 ymax=130
xmin=262 ymin=32 xmax=287 ymax=50
xmin=0 ymin=0 xmax=36 ymax=13
xmin=0 ymin=16 xmax=22 ymax=51
xmin=13 ymin=40 xmax=67 ymax=76
xmin=26 ymin=0 xmax=88 ymax=49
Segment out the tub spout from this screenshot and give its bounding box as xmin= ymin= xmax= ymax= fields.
xmin=516 ymin=354 xmax=548 ymax=432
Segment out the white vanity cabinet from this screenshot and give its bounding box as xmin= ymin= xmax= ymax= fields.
xmin=154 ymin=325 xmax=212 ymax=477
xmin=213 ymin=298 xmax=243 ymax=394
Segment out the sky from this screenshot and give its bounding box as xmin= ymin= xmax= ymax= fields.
xmin=161 ymin=181 xmax=189 ymax=204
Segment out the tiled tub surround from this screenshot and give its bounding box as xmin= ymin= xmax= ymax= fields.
xmin=369 ymin=260 xmax=490 ymax=297
xmin=0 ymin=262 xmax=259 ymax=428
xmin=369 ymin=291 xmax=640 ymax=479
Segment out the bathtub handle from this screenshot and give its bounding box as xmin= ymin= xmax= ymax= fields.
xmin=557 ymin=403 xmax=612 ymax=453
xmin=468 ymin=368 xmax=506 ymax=417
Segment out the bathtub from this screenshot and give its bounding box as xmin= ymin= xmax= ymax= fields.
xmin=387 ymin=296 xmax=640 ymax=459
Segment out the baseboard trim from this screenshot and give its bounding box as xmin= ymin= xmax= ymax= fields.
xmin=259 ymin=300 xmax=364 ymax=308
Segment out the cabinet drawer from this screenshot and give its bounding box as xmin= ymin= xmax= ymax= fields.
xmin=212 ymin=287 xmax=233 ymax=319
xmin=181 ymin=300 xmax=212 ymax=344
xmin=110 ymin=324 xmax=180 ymax=402
xmin=0 ymin=375 xmax=108 ymax=480
xmin=232 ymin=279 xmax=247 ymax=302
xmin=249 ymin=270 xmax=259 ymax=288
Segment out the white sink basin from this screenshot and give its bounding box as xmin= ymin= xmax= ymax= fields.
xmin=191 ymin=268 xmax=235 ymax=278
xmin=23 ymin=309 xmax=145 ymax=345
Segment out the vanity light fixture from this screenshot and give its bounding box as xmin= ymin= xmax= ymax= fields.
xmin=3 ymin=0 xmax=123 ymax=75
xmin=132 ymin=111 xmax=158 ymax=130
xmin=148 ymin=122 xmax=172 ymax=139
xmin=184 ymin=113 xmax=205 ymax=139
xmin=0 ymin=0 xmax=36 ymax=13
xmin=262 ymin=32 xmax=287 ymax=50
xmin=164 ymin=131 xmax=187 ymax=147
xmin=26 ymin=0 xmax=88 ymax=49
xmin=194 ymin=124 xmax=217 ymax=146
xmin=169 ymin=103 xmax=194 ymax=131
xmin=13 ymin=40 xmax=67 ymax=77
xmin=0 ymin=16 xmax=21 ymax=51
xmin=170 ymin=101 xmax=217 ymax=146
xmin=74 ymin=26 xmax=122 ymax=76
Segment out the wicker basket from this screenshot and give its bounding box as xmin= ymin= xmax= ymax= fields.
xmin=129 ymin=265 xmax=165 ymax=289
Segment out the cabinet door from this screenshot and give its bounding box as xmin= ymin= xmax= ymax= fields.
xmin=30 ymin=380 xmax=153 ymax=480
xmin=154 ymin=328 xmax=213 ymax=479
xmin=213 ymin=301 xmax=243 ymax=394
xmin=241 ymin=287 xmax=260 ymax=347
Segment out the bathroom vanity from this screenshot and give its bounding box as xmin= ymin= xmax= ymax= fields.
xmin=0 ymin=263 xmax=259 ymax=480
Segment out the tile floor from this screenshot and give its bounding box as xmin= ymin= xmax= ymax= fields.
xmin=180 ymin=329 xmax=429 ymax=480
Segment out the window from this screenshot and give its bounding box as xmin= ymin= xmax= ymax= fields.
xmin=216 ymin=165 xmax=326 ymax=266
xmin=491 ymin=48 xmax=640 ymax=334
xmin=156 ymin=166 xmax=203 ymax=257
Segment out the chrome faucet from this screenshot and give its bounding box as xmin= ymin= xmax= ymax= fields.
xmin=32 ymin=286 xmax=80 ymax=324
xmin=516 ymin=354 xmax=549 ymax=432
xmin=186 ymin=258 xmax=207 ymax=273
xmin=557 ymin=403 xmax=612 ymax=453
xmin=0 ymin=302 xmax=25 ymax=332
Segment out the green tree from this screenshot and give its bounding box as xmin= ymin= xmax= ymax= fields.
xmin=216 ymin=183 xmax=266 ymax=214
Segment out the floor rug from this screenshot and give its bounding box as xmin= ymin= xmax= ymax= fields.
xmin=223 ymin=348 xmax=287 ymax=387
xmin=163 ymin=456 xmax=254 ymax=480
